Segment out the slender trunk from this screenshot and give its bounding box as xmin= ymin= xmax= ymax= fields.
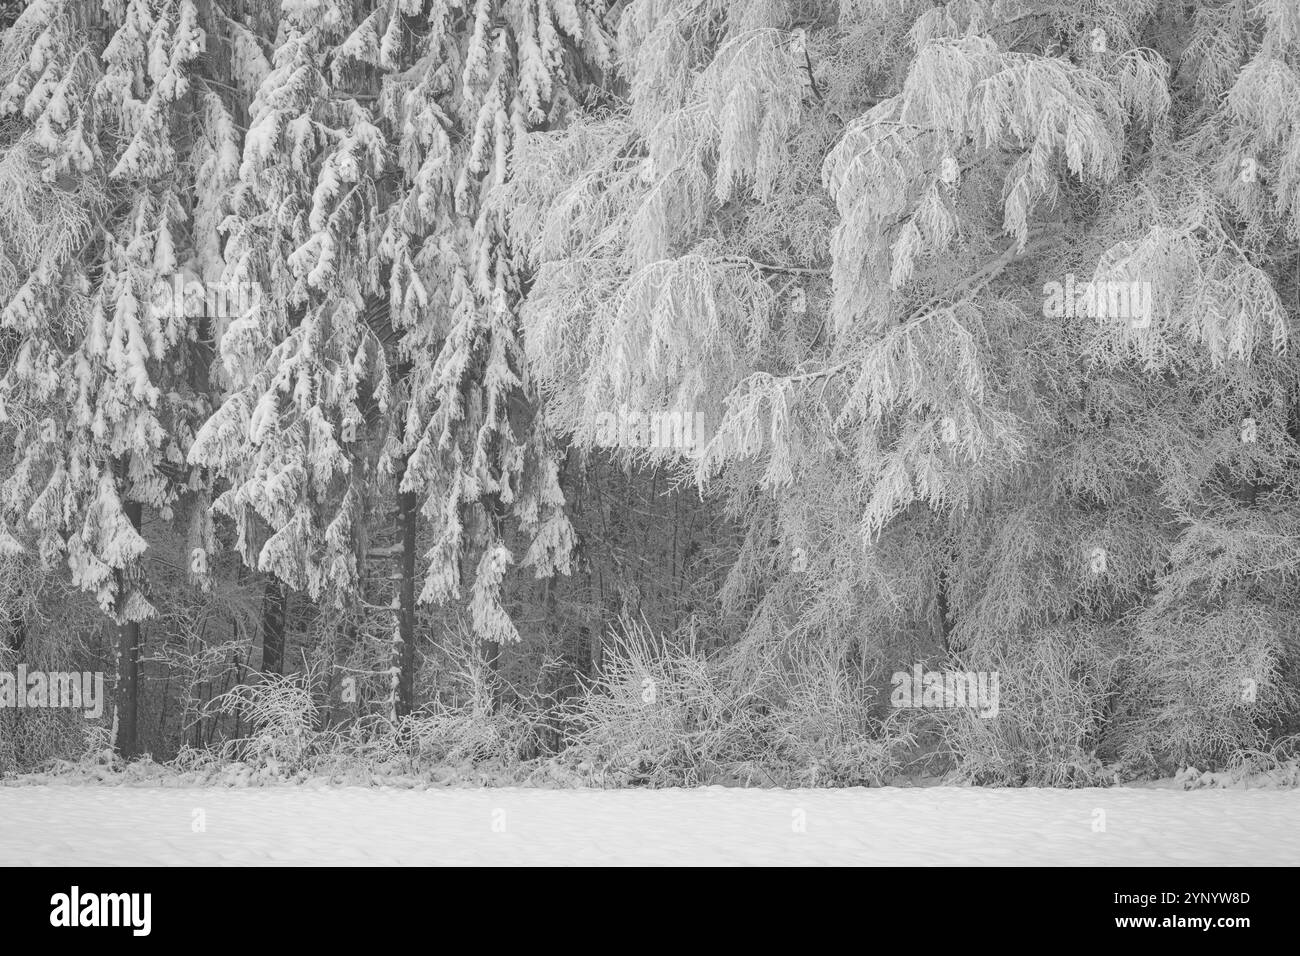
xmin=542 ymin=577 xmax=560 ymax=754
xmin=485 ymin=639 xmax=501 ymax=715
xmin=935 ymin=564 xmax=952 ymax=656
xmin=394 ymin=451 xmax=418 ymax=717
xmin=388 ymin=346 xmax=420 ymax=720
xmin=232 ymin=644 xmax=251 ymax=740
xmin=157 ymin=670 xmax=170 ymax=752
xmin=261 ymin=575 xmax=287 ymax=676
xmin=114 ymin=499 xmax=143 ymax=760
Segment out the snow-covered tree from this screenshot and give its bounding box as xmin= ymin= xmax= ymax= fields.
xmin=506 ymin=0 xmax=1300 ymax=775
xmin=0 ymin=0 xmax=216 ymax=756
xmin=191 ymin=0 xmax=610 ymax=716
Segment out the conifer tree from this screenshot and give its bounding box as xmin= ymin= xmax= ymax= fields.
xmin=507 ymin=0 xmax=1300 ymax=772
xmin=0 ymin=0 xmax=217 ymax=756
xmin=191 ymin=0 xmax=609 ymax=716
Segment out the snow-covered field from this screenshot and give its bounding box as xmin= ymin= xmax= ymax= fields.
xmin=2 ymin=785 xmax=1297 ymax=865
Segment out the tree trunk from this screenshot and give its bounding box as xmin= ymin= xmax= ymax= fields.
xmin=935 ymin=567 xmax=952 ymax=656
xmin=394 ymin=452 xmax=418 ymax=718
xmin=114 ymin=499 xmax=143 ymax=760
xmin=261 ymin=575 xmax=287 ymax=675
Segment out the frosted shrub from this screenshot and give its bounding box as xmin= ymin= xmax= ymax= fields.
xmin=394 ymin=703 xmax=539 ymax=771
xmin=210 ymin=669 xmax=322 ymax=772
xmin=344 ymin=632 xmax=548 ymax=774
xmin=0 ymin=706 xmax=92 ymax=775
xmin=1118 ymin=605 xmax=1296 ymax=773
xmin=0 ymin=588 xmax=109 ymax=775
xmin=563 ymin=621 xmax=764 ymax=787
xmin=939 ymin=629 xmax=1116 ymax=787
xmin=762 ymin=644 xmax=916 ymax=786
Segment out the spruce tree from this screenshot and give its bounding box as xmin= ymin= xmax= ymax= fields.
xmin=0 ymin=0 xmax=214 ymax=756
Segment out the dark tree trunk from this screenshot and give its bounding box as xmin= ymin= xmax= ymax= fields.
xmin=935 ymin=563 xmax=953 ymax=656
xmin=261 ymin=575 xmax=287 ymax=675
xmin=114 ymin=499 xmax=143 ymax=760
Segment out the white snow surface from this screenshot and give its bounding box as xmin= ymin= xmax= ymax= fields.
xmin=1 ymin=785 xmax=1297 ymax=865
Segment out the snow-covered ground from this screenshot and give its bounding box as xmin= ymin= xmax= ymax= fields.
xmin=2 ymin=785 xmax=1297 ymax=865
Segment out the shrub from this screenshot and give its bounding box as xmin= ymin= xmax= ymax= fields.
xmin=1117 ymin=604 xmax=1297 ymax=773
xmin=939 ymin=627 xmax=1118 ymax=786
xmin=209 ymin=668 xmax=322 ymax=772
xmin=562 ymin=620 xmax=765 ymax=786
xmin=761 ymin=643 xmax=916 ymax=786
